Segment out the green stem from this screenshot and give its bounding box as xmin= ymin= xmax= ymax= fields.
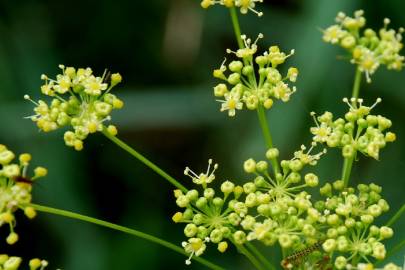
xmin=341 ymin=67 xmax=362 ymax=188
xmin=386 ymin=203 xmax=405 ymax=227
xmin=229 ymin=7 xmax=244 ymax=49
xmin=102 ymin=127 xmax=187 ymax=192
xmin=342 ymin=156 xmax=354 ymax=188
xmin=246 ymin=242 xmax=276 ymax=270
xmin=236 ymin=243 xmax=266 ymax=270
xmin=30 ymin=203 xmax=224 ymax=270
xmin=257 ymin=105 xmax=280 ymax=175
xmin=351 ymin=67 xmax=362 ymax=104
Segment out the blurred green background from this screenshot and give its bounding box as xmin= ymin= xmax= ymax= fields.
xmin=1 ymin=0 xmax=404 ymax=269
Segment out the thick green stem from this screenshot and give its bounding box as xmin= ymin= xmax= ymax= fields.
xmin=236 ymin=243 xmax=266 ymax=270
xmin=342 ymin=156 xmax=354 ymax=188
xmin=341 ymin=67 xmax=362 ymax=188
xmin=257 ymin=105 xmax=280 ymax=175
xmin=30 ymin=203 xmax=224 ymax=270
xmin=386 ymin=203 xmax=405 ymax=227
xmin=102 ymin=128 xmax=187 ymax=192
xmin=246 ymin=242 xmax=276 ymax=270
xmin=229 ymin=7 xmax=244 ymax=49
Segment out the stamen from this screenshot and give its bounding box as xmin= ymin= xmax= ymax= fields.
xmin=24 ymin=95 xmax=39 ymax=106
xmin=310 ymin=112 xmax=320 ymax=128
xmin=370 ymin=97 xmax=382 ymax=110
xmin=342 ymin=98 xmax=354 ymax=110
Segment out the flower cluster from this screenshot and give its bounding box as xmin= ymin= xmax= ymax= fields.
xmin=310 ymin=98 xmax=395 ymax=160
xmin=0 ymin=145 xmax=47 ymax=245
xmin=200 ymin=0 xmax=264 ymax=17
xmin=322 ymin=10 xmax=404 ymax=82
xmin=0 ymin=254 xmax=49 ymax=270
xmin=173 ymin=145 xmax=329 ymax=266
xmin=25 ymin=65 xmax=123 ymax=151
xmin=172 ymin=159 xmax=246 ymax=264
xmin=213 ymin=34 xmax=298 ymax=117
xmin=317 ymin=182 xmax=392 ymax=268
xmin=239 ymin=147 xmax=326 ymax=251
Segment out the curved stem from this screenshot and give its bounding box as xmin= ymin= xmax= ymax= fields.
xmin=386 ymin=203 xmax=405 ymax=227
xmin=246 ymin=242 xmax=276 ymax=270
xmin=257 ymin=105 xmax=280 ymax=175
xmin=236 ymin=243 xmax=266 ymax=270
xmin=102 ymin=127 xmax=187 ymax=192
xmin=30 ymin=203 xmax=224 ymax=270
xmin=341 ymin=67 xmax=362 ymax=188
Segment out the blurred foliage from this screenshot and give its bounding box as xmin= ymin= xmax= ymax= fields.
xmin=0 ymin=0 xmax=404 ymax=269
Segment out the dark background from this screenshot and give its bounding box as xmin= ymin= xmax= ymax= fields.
xmin=1 ymin=0 xmax=404 ymax=269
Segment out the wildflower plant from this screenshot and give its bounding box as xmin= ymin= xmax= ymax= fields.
xmin=1 ymin=2 xmax=404 ymax=270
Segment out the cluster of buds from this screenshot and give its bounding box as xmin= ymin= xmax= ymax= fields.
xmin=172 ymin=160 xmax=242 ymax=264
xmin=200 ymin=0 xmax=264 ymax=17
xmin=0 ymin=145 xmax=47 ymax=245
xmin=213 ymin=34 xmax=298 ymax=117
xmin=310 ymin=98 xmax=395 ymax=160
xmin=240 ymin=148 xmax=326 ymax=250
xmin=25 ymin=65 xmax=123 ymax=151
xmin=0 ymin=255 xmax=49 ymax=270
xmin=317 ymin=182 xmax=392 ymax=268
xmin=322 ymin=10 xmax=404 ymax=82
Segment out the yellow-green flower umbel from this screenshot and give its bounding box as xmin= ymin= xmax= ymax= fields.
xmin=25 ymin=65 xmax=123 ymax=151
xmin=322 ymin=10 xmax=404 ymax=82
xmin=310 ymin=98 xmax=395 ymax=160
xmin=213 ymin=34 xmax=298 ymax=117
xmin=0 ymin=145 xmax=47 ymax=245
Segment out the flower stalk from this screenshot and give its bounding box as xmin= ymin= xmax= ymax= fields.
xmin=102 ymin=127 xmax=187 ymax=192
xmin=30 ymin=203 xmax=223 ymax=270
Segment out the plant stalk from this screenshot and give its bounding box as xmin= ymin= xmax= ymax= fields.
xmin=341 ymin=67 xmax=362 ymax=188
xmin=30 ymin=203 xmax=224 ymax=270
xmin=102 ymin=127 xmax=187 ymax=192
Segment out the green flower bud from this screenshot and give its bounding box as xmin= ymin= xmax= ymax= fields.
xmin=193 ymin=214 xmax=204 ymax=225
xmin=210 ymin=229 xmax=223 ymax=243
xmin=380 ymin=226 xmax=393 ymax=239
xmin=184 ymin=224 xmax=198 ymax=237
xmin=279 ymin=234 xmax=293 ymax=248
xmin=256 ymin=161 xmax=268 ymax=172
xmin=244 ymin=158 xmax=256 ymax=173
xmin=186 ymin=190 xmax=199 ymax=201
xmin=229 ymin=61 xmax=243 ymax=72
xmin=227 ymin=73 xmax=241 ymax=85
xmin=305 ymin=173 xmax=319 ymax=187
xmin=221 ymin=181 xmax=235 ymax=194
xmin=266 ymin=148 xmax=279 ymax=159
xmin=204 ymin=188 xmax=215 ymax=199
xmin=334 ymin=256 xmax=347 ymax=269
xmin=233 ymin=230 xmax=247 ymax=245
xmin=243 ymin=182 xmax=256 ymax=194
xmin=196 ymin=197 xmax=208 ymax=208
xmin=322 ymin=239 xmax=336 ymax=252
